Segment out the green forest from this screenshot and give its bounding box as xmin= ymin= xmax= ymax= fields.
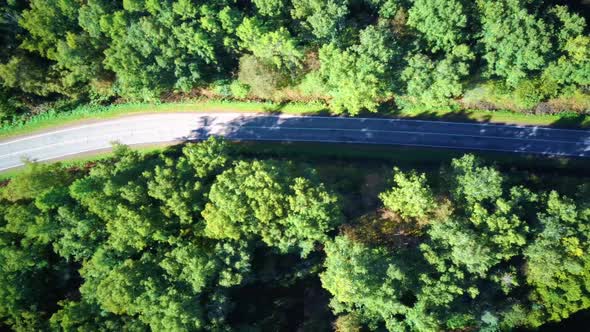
xmin=0 ymin=0 xmax=589 ymax=125
xmin=0 ymin=138 xmax=589 ymax=331
xmin=1 ymin=0 xmax=590 ymax=331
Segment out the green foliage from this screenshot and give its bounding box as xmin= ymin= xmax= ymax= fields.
xmin=203 ymin=160 xmax=342 ymax=256
xmin=237 ymin=54 xmax=288 ymax=99
xmin=229 ymin=80 xmax=250 ymax=98
xmin=0 ymin=0 xmax=590 ymax=328
xmin=543 ymin=35 xmax=590 ymax=92
xmin=1 ymin=145 xmax=590 ymax=330
xmin=253 ymin=0 xmax=286 ymax=17
xmin=81 ymin=251 xmax=207 ymax=330
xmin=0 ymin=88 xmax=25 ymax=124
xmin=408 ymin=0 xmax=470 ymax=52
xmin=379 ymin=167 xmax=435 ymax=220
xmin=0 ymin=54 xmax=66 ymax=96
xmin=513 ymin=78 xmax=547 ymax=109
xmin=524 ymin=191 xmax=590 ymax=325
xmin=19 ymin=0 xmax=81 ymax=59
xmin=322 ymin=154 xmax=588 ymax=331
xmin=0 ymin=0 xmax=588 ymax=118
xmin=17 ymin=0 xmax=104 ymax=96
xmin=2 ymin=137 xmax=330 ymax=331
xmin=319 ymin=25 xmax=400 ymax=115
xmin=448 ymin=154 xmax=503 ymax=205
xmin=50 ymin=300 xmax=147 ymax=331
xmin=321 ymin=235 xmax=419 ymax=330
xmin=0 ymin=1 xmax=23 ymax=62
xmin=237 ymin=17 xmax=303 ymax=74
xmin=291 ymin=0 xmax=348 ymax=41
xmin=478 ymin=0 xmax=552 ymax=86
xmin=182 ymin=136 xmax=231 ymax=177
xmin=401 ymin=45 xmax=474 ymax=108
xmin=0 ymin=161 xmax=73 ymax=202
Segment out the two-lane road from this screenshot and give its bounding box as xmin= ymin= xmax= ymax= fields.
xmin=0 ymin=112 xmax=589 ymax=171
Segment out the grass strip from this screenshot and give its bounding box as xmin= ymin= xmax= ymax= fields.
xmin=0 ymin=100 xmax=588 ymax=140
xmin=0 ymin=145 xmax=165 ymax=180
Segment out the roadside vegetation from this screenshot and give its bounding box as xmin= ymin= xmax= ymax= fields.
xmin=1 ymin=0 xmax=589 ymax=330
xmin=1 ymin=138 xmax=589 ymax=331
xmin=2 ymin=100 xmax=590 ymax=141
xmin=0 ymin=0 xmax=589 ymax=130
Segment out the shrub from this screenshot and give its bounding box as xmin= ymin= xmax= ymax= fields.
xmin=333 ymin=314 xmax=363 ymax=332
xmin=513 ymin=79 xmax=546 ymax=110
xmin=212 ymin=80 xmax=233 ymax=98
xmin=237 ymin=55 xmax=288 ymax=99
xmin=229 ymin=80 xmax=250 ymax=99
xmin=296 ymin=71 xmax=329 ymax=99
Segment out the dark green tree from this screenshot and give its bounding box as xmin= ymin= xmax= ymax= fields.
xmin=478 ymin=0 xmax=552 ymax=86
xmin=407 ymin=0 xmax=471 ymax=52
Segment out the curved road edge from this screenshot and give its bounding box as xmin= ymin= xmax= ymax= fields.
xmin=0 ymin=112 xmax=589 ymax=171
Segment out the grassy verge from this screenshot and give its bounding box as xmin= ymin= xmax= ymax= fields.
xmin=2 ymin=141 xmax=587 ymax=203
xmin=0 ymin=145 xmax=166 ymax=180
xmin=233 ymin=141 xmax=590 ymax=173
xmin=232 ymin=142 xmax=590 ymax=214
xmin=1 ymin=100 xmax=588 ymax=140
xmin=0 ymin=101 xmax=328 ymax=140
xmin=394 ymin=108 xmax=590 ymax=128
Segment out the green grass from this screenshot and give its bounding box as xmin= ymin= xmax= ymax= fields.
xmin=0 ymin=100 xmax=328 ymax=140
xmin=0 ymin=145 xmax=166 ymax=180
xmin=233 ymin=141 xmax=590 ymax=172
xmin=1 ymin=99 xmax=589 ymax=140
xmin=3 ymin=141 xmax=588 ymax=202
xmin=391 ymin=107 xmax=590 ymax=128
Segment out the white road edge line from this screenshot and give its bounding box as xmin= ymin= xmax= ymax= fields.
xmin=1 ymin=112 xmax=588 ymax=145
xmin=1 ymin=135 xmax=584 ymax=172
xmin=1 ymin=125 xmax=586 ymax=161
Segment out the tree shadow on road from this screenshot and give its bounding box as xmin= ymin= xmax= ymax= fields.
xmin=176 ymin=113 xmax=590 ymax=160
xmin=549 ymin=113 xmax=590 ymax=129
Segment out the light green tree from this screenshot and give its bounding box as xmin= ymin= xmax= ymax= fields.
xmin=524 ymin=191 xmax=590 ymax=326
xmin=291 ymin=0 xmax=348 ymax=41
xmin=401 ymin=45 xmax=474 ymax=108
xmin=203 ymin=160 xmax=342 ymax=256
xmin=236 ymin=17 xmax=303 ymax=73
xmin=379 ymin=167 xmax=435 ymax=220
xmin=319 ymin=25 xmax=399 ymax=114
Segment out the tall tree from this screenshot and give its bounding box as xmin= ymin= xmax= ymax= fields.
xmin=478 ymin=0 xmax=552 ymax=86
xmin=407 ymin=0 xmax=471 ymax=53
xmin=401 ymin=45 xmax=474 ymax=108
xmin=524 ymin=191 xmax=590 ymax=326
xmin=319 ymin=25 xmax=400 ymax=114
xmin=203 ymin=160 xmax=342 ymax=256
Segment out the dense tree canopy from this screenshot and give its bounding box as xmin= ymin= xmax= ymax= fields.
xmin=321 ymin=154 xmax=590 ymax=331
xmin=0 ymin=0 xmax=589 ymax=328
xmin=0 ymin=0 xmax=587 ymax=119
xmin=318 ymin=25 xmax=400 ymax=114
xmin=0 ymin=138 xmax=340 ymax=330
xmin=203 ymin=159 xmax=342 ymax=256
xmin=407 ymin=0 xmax=472 ymax=53
xmin=1 ymin=140 xmax=589 ymax=330
xmin=478 ymin=0 xmax=553 ymax=86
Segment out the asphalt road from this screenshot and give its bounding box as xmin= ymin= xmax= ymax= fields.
xmin=0 ymin=112 xmax=589 ymax=171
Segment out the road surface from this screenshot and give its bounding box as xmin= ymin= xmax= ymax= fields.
xmin=0 ymin=112 xmax=589 ymax=171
